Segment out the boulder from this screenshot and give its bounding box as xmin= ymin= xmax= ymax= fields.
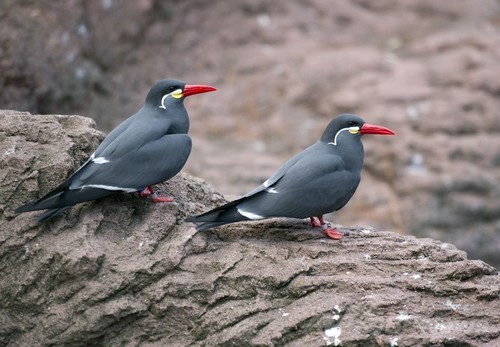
xmin=1 ymin=110 xmax=498 ymax=346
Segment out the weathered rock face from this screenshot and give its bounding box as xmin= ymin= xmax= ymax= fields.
xmin=2 ymin=0 xmax=500 ymax=268
xmin=1 ymin=112 xmax=499 ymax=346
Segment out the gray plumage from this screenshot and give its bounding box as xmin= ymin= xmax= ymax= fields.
xmin=16 ymin=79 xmax=215 ymax=222
xmin=186 ymin=114 xmax=395 ymax=231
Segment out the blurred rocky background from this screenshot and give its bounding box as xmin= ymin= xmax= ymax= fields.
xmin=1 ymin=0 xmax=500 ymax=267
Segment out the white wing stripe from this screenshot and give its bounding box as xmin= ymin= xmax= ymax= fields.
xmin=81 ymin=184 xmax=137 ymax=193
xmin=92 ymin=156 xmax=110 ymax=164
xmin=237 ymin=207 xmax=264 ymax=220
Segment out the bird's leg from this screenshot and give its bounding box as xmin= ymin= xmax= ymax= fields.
xmin=138 ymin=185 xmax=174 ymax=203
xmin=309 ymin=216 xmax=323 ymax=227
xmin=138 ymin=185 xmax=155 ymax=198
xmin=310 ymin=215 xmax=343 ymax=240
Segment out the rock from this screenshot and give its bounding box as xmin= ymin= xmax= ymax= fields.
xmin=1 ymin=111 xmax=499 ymax=346
xmin=2 ymin=0 xmax=500 ymax=268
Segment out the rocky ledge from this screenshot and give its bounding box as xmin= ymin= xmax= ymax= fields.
xmin=0 ymin=110 xmax=499 ymax=346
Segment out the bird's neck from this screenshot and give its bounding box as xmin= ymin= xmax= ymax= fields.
xmin=145 ymin=104 xmax=190 ymax=134
xmin=342 ymin=141 xmax=364 ymax=172
xmin=324 ymin=139 xmax=364 ymax=172
xmin=169 ymin=118 xmax=190 ymax=134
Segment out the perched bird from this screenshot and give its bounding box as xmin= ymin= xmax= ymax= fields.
xmin=186 ymin=114 xmax=395 ymax=239
xmin=16 ymin=79 xmax=216 ymax=222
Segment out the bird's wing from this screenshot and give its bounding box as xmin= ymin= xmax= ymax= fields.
xmin=242 ymin=142 xmax=321 ymax=198
xmin=238 ymin=152 xmax=360 ymax=219
xmin=69 ymin=133 xmax=192 ymax=191
xmin=16 ymin=133 xmax=191 ymax=213
xmin=16 ymin=111 xmax=152 ymax=208
xmin=67 ymin=111 xmax=141 ymax=181
xmin=92 ymin=111 xmax=141 ymax=157
xmin=186 ymin=142 xmax=355 ymax=225
xmin=94 ymin=112 xmax=172 ymax=161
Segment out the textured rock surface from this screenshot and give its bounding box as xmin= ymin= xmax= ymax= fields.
xmin=1 ymin=111 xmax=499 ymax=346
xmin=2 ymin=0 xmax=500 ymax=267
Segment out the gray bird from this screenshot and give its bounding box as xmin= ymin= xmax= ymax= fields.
xmin=16 ymin=79 xmax=216 ymax=222
xmin=186 ymin=114 xmax=395 ymax=239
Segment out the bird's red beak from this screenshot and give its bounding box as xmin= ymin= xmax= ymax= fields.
xmin=360 ymin=123 xmax=396 ymax=135
xmin=183 ymin=84 xmax=217 ymax=97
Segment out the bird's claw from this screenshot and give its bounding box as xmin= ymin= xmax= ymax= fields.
xmin=150 ymin=195 xmax=174 ymax=203
xmin=138 ymin=186 xmax=174 ymax=203
xmin=310 ymin=216 xmax=343 ymax=240
xmin=323 ymin=226 xmax=343 ymax=240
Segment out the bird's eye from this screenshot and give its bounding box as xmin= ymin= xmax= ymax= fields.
xmin=348 ymin=121 xmax=356 ymax=126
xmin=169 ymin=86 xmax=178 ymax=91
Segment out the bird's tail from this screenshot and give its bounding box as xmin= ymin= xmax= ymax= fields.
xmin=185 ymin=197 xmax=250 ymax=231
xmin=15 ymin=178 xmax=73 ymax=213
xmin=16 ymin=192 xmax=66 ymax=213
xmin=16 ymin=186 xmax=116 ymax=223
xmin=37 ymin=207 xmax=72 ymax=223
xmin=17 ymin=186 xmax=116 ymax=214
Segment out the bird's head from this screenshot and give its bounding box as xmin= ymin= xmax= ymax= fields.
xmin=146 ymin=79 xmax=217 ymax=109
xmin=321 ymin=114 xmax=395 ymax=146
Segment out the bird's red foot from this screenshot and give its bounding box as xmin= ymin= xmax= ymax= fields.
xmin=322 ymin=224 xmax=343 ymax=240
xmin=310 ymin=216 xmax=343 ymax=240
xmin=138 ymin=186 xmax=174 ymax=203
xmin=151 ymin=195 xmax=174 ymax=203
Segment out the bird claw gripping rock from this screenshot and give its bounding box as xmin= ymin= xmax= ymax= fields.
xmin=138 ymin=186 xmax=173 ymax=203
xmin=322 ymin=223 xmax=343 ymax=240
xmin=150 ymin=194 xmax=174 ymax=203
xmin=309 ymin=217 xmax=343 ymax=240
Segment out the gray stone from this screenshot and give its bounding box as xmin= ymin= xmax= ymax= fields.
xmin=1 ymin=111 xmax=498 ymax=346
